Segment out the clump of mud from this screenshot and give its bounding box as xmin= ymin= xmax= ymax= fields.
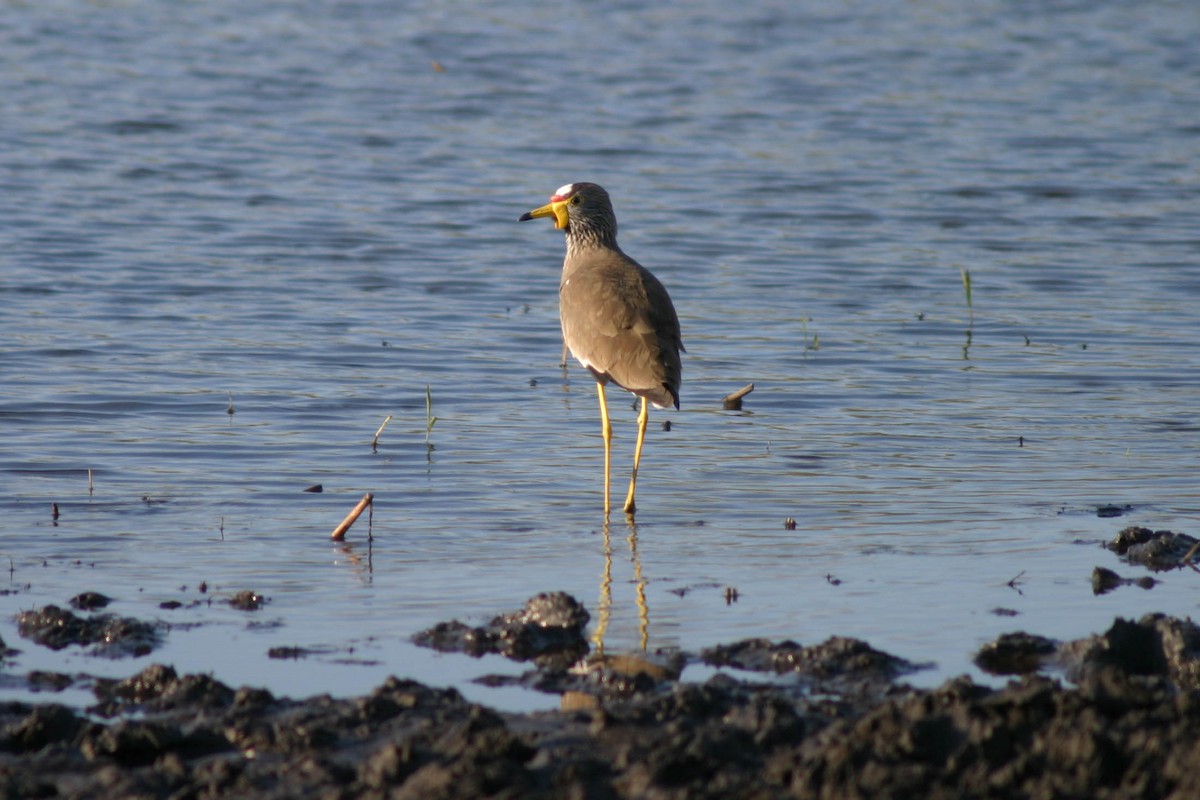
xmin=974 ymin=631 xmax=1058 ymax=675
xmin=413 ymin=591 xmax=590 ymax=669
xmin=782 ymin=669 xmax=1200 ymax=799
xmin=69 ymin=591 xmax=112 ymax=611
xmin=703 ymin=636 xmax=920 ymax=683
xmin=1106 ymin=526 xmax=1200 ymax=570
xmin=973 ymin=613 xmax=1200 ymax=691
xmin=16 ymin=604 xmax=163 ymax=658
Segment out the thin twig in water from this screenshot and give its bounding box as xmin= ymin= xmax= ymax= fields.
xmin=1007 ymin=570 xmax=1026 ymax=588
xmin=801 ymin=318 xmax=819 ymax=352
xmin=960 ymin=266 xmax=974 ymax=325
xmin=226 ymin=391 xmax=236 ymax=416
xmin=372 ymin=415 xmax=393 ymax=451
xmin=425 ymin=386 xmax=438 ymax=442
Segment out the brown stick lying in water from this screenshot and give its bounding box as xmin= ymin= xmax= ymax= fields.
xmin=331 ymin=492 xmax=374 ymax=540
xmin=722 ymin=383 xmax=755 ymax=410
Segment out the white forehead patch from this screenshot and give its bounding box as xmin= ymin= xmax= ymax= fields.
xmin=553 ymin=183 xmax=576 ymax=197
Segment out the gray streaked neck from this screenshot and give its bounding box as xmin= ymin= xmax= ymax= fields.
xmin=565 ymin=221 xmax=618 ymax=256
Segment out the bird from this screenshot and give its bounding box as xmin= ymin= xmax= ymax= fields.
xmin=519 ymin=182 xmax=684 ymax=516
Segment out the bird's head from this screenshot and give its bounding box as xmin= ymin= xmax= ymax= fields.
xmin=518 ymin=183 xmax=615 ymax=242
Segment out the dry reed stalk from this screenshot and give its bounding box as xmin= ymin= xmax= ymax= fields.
xmin=331 ymin=492 xmax=374 ymax=540
xmin=372 ymin=415 xmax=393 ymax=449
xmin=722 ymin=383 xmax=755 ymax=410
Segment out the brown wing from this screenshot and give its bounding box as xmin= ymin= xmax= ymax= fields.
xmin=560 ymin=250 xmax=683 ymax=409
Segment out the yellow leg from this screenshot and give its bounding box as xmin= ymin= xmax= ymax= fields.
xmin=596 ymin=382 xmax=612 ymax=517
xmin=623 ymin=396 xmax=649 ymax=515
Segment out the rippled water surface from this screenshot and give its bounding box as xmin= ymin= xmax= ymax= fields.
xmin=2 ymin=0 xmax=1199 ymax=709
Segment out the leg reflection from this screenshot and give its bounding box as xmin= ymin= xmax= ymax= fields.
xmin=626 ymin=519 xmax=649 ymax=651
xmin=591 ymin=517 xmax=614 ymax=656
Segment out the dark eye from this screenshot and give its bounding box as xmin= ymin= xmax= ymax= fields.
xmin=570 ymin=195 xmax=582 ymax=205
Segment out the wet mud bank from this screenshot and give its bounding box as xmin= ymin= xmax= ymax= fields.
xmin=5 ymin=585 xmax=1200 ymax=798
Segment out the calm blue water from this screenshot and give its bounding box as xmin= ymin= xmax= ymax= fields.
xmin=2 ymin=0 xmax=1199 ymax=710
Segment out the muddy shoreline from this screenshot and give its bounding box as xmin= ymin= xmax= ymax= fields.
xmin=3 ymin=529 xmax=1197 ymax=798
xmin=5 ymin=569 xmax=1200 ymax=798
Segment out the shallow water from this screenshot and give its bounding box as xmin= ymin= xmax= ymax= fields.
xmin=2 ymin=0 xmax=1199 ymax=710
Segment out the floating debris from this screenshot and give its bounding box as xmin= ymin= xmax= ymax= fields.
xmin=228 ymin=591 xmax=266 ymax=611
xmin=268 ymin=646 xmax=314 ymax=660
